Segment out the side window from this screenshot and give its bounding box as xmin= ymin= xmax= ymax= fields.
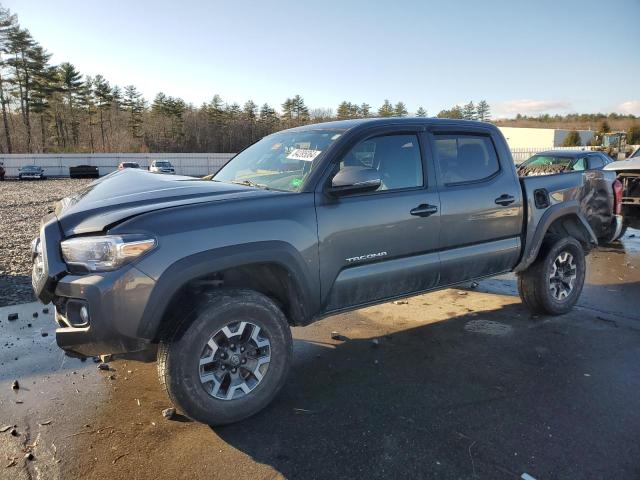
xmin=572 ymin=157 xmax=587 ymax=171
xmin=339 ymin=134 xmax=423 ymax=191
xmin=433 ymin=135 xmax=499 ymax=184
xmin=587 ymin=155 xmax=603 ymax=169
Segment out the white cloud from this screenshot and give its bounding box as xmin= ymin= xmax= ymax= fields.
xmin=494 ymin=99 xmax=572 ymax=118
xmin=615 ymin=100 xmax=640 ymax=115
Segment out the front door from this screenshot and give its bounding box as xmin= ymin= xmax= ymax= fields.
xmin=316 ymin=130 xmax=441 ymax=312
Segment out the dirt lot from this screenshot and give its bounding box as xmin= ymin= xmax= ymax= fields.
xmin=0 ymin=179 xmax=92 ymax=307
xmin=0 ymin=179 xmax=639 ymax=479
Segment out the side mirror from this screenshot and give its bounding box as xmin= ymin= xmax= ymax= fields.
xmin=327 ymin=166 xmax=381 ymax=196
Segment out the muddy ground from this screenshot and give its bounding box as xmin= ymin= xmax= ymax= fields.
xmin=0 ymin=230 xmax=638 ymax=480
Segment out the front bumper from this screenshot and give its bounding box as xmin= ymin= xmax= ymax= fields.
xmin=32 ymin=217 xmax=156 ymax=357
xmin=53 ymin=265 xmax=156 ymax=357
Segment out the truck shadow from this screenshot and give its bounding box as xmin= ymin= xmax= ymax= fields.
xmin=211 ymin=303 xmax=640 ymax=479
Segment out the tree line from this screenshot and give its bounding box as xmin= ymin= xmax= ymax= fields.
xmin=0 ymin=6 xmax=496 ymax=154
xmin=1 ymin=4 xmax=636 ymax=155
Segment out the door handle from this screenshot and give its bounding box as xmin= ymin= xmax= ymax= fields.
xmin=494 ymin=194 xmax=515 ymax=206
xmin=410 ymin=204 xmax=438 ymax=217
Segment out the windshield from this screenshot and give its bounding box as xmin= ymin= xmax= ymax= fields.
xmin=22 ymin=166 xmax=40 ymax=170
xmin=155 ymin=161 xmax=171 ymax=167
xmin=213 ymin=129 xmax=343 ymax=191
xmin=122 ymin=162 xmax=139 ymax=168
xmin=521 ymin=155 xmax=575 ymax=168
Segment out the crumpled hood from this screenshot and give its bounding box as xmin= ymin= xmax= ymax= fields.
xmin=56 ymin=169 xmax=275 ymax=235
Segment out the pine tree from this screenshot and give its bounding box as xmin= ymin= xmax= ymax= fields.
xmin=281 ymin=98 xmax=294 ymax=123
xmin=122 ymin=84 xmax=144 ymax=139
xmin=80 ymin=76 xmax=97 ymax=152
xmin=93 ymin=75 xmax=112 ymax=151
xmin=437 ymin=105 xmax=464 ymax=119
xmin=291 ymin=94 xmax=309 ymax=123
xmin=27 ymin=45 xmax=54 ymax=152
xmin=0 ymin=5 xmax=17 ymax=152
xmin=378 ymin=99 xmax=394 ymax=117
xmin=562 ymin=130 xmax=582 ymax=147
xmin=462 ymin=101 xmax=476 ymax=120
xmin=6 ymin=26 xmax=37 ymax=151
xmin=242 ymin=100 xmax=257 ymax=122
xmin=476 ymin=100 xmax=491 ymax=122
xmin=415 ymin=107 xmax=427 ymax=117
xmin=258 ymin=103 xmax=278 ymax=134
xmin=336 ymin=101 xmax=351 ymax=119
xmin=394 ymin=101 xmax=408 ymax=117
xmin=259 ymin=103 xmax=277 ymax=122
xmin=359 ymin=103 xmax=371 ymax=118
xmin=58 ymin=62 xmax=84 ymax=146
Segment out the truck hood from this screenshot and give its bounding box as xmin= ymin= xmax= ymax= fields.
xmin=56 ymin=169 xmax=276 ymax=235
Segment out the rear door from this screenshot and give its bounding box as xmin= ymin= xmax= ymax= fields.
xmin=429 ymin=127 xmax=523 ymax=286
xmin=315 ymin=126 xmax=441 ymax=312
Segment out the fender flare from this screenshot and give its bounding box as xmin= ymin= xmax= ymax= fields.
xmin=514 ymin=200 xmax=597 ymax=272
xmin=136 ymin=241 xmax=317 ymax=339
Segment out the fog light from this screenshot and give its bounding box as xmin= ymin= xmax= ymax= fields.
xmin=79 ymin=305 xmax=90 ymax=324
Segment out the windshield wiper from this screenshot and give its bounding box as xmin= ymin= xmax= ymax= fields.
xmin=231 ymin=179 xmax=269 ymax=189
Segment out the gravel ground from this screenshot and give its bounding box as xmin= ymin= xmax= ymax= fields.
xmin=0 ymin=178 xmax=91 ymax=306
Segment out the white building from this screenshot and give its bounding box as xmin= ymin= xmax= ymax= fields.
xmin=498 ymin=126 xmax=594 ymax=150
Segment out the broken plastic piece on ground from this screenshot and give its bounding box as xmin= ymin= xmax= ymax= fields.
xmin=162 ymin=408 xmax=176 ymax=419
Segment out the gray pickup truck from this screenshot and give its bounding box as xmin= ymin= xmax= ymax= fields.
xmin=32 ymin=118 xmax=621 ymax=425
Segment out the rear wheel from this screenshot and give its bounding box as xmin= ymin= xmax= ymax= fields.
xmin=517 ymin=236 xmax=586 ymax=315
xmin=157 ymin=289 xmax=292 ymax=425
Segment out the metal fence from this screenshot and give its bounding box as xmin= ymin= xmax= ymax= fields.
xmin=0 ymin=153 xmax=236 ymax=178
xmin=0 ymin=147 xmax=601 ymax=178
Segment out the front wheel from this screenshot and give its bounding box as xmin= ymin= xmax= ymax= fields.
xmin=517 ymin=236 xmax=586 ymax=315
xmin=157 ymin=289 xmax=293 ymax=425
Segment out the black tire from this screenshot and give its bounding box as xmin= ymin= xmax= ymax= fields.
xmin=517 ymin=236 xmax=586 ymax=315
xmin=157 ymin=289 xmax=293 ymax=425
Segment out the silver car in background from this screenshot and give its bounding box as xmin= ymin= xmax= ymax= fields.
xmin=149 ymin=160 xmax=175 ymax=174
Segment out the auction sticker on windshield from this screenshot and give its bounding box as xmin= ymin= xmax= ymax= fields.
xmin=286 ymin=149 xmax=322 ymax=162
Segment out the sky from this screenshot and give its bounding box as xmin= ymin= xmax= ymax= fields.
xmin=5 ymin=0 xmax=640 ymax=118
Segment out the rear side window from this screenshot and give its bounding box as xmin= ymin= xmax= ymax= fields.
xmin=587 ymin=155 xmax=603 ymax=169
xmin=433 ymin=135 xmax=499 ymax=184
xmin=573 ymin=157 xmax=587 ymax=171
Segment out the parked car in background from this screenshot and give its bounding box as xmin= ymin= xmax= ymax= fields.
xmin=118 ymin=162 xmax=140 ymax=170
xmin=605 ymin=155 xmax=640 ymax=237
xmin=149 ymin=160 xmax=175 ymax=174
xmin=69 ymin=165 xmax=99 ymax=179
xmin=518 ymin=150 xmax=613 ymax=176
xmin=0 ymin=162 xmax=5 ymax=181
xmin=18 ymin=165 xmax=46 ymax=180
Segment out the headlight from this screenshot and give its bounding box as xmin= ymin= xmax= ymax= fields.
xmin=61 ymin=235 xmax=156 ymax=272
